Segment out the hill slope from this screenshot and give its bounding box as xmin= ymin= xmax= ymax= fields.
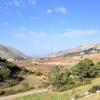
xmin=50 ymin=43 xmax=100 ymax=57
xmin=0 ymin=57 xmax=27 ymax=84
xmin=0 ymin=44 xmax=27 ymax=60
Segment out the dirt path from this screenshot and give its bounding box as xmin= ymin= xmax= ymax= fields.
xmin=0 ymin=89 xmax=48 ymax=100
xmin=78 ymin=92 xmax=100 ymax=100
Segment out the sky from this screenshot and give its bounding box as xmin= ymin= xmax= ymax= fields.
xmin=0 ymin=0 xmax=100 ymax=57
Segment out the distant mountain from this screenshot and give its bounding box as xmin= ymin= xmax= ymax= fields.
xmin=49 ymin=43 xmax=100 ymax=57
xmin=0 ymin=44 xmax=27 ymax=60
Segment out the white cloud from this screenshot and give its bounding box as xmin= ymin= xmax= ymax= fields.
xmin=7 ymin=0 xmax=23 ymax=7
xmin=12 ymin=29 xmax=99 ymax=40
xmin=54 ymin=7 xmax=67 ymax=14
xmin=46 ymin=7 xmax=67 ymax=15
xmin=3 ymin=0 xmax=36 ymax=8
xmin=62 ymin=30 xmax=99 ymax=37
xmin=46 ymin=9 xmax=53 ymax=14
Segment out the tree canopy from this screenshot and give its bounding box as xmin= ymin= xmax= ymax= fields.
xmin=72 ymin=58 xmax=96 ymax=78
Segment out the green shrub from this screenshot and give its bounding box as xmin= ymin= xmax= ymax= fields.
xmin=20 ymin=67 xmax=28 ymax=75
xmin=0 ymin=67 xmax=10 ymax=80
xmin=89 ymin=85 xmax=100 ymax=93
xmin=74 ymin=94 xmax=80 ymax=99
xmin=94 ymin=62 xmax=100 ymax=74
xmin=58 ymin=84 xmax=74 ymax=92
xmin=0 ymin=57 xmax=26 ymax=85
xmin=47 ymin=66 xmax=61 ymax=85
xmin=58 ymin=85 xmax=67 ymax=92
xmin=0 ymin=91 xmax=5 ymax=95
xmin=7 ymin=79 xmax=19 ymax=86
xmin=4 ymin=89 xmax=17 ymax=95
xmin=1 ymin=82 xmax=10 ymax=88
xmin=72 ymin=58 xmax=95 ymax=79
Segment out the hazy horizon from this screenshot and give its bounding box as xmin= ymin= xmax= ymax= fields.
xmin=0 ymin=0 xmax=100 ymax=56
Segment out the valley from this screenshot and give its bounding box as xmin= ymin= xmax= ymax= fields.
xmin=0 ymin=0 xmax=100 ymax=99
xmin=0 ymin=44 xmax=100 ymax=100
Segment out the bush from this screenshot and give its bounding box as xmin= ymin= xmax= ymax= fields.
xmin=58 ymin=85 xmax=67 ymax=92
xmin=72 ymin=58 xmax=95 ymax=79
xmin=41 ymin=82 xmax=49 ymax=88
xmin=21 ymin=82 xmax=33 ymax=92
xmin=1 ymin=82 xmax=11 ymax=88
xmin=20 ymin=67 xmax=28 ymax=75
xmin=74 ymin=94 xmax=80 ymax=99
xmin=94 ymin=62 xmax=100 ymax=74
xmin=7 ymin=79 xmax=19 ymax=86
xmin=58 ymin=84 xmax=74 ymax=92
xmin=22 ymin=82 xmax=29 ymax=87
xmin=0 ymin=91 xmax=5 ymax=95
xmin=4 ymin=89 xmax=17 ymax=95
xmin=52 ymin=84 xmax=61 ymax=91
xmin=0 ymin=67 xmax=10 ymax=80
xmin=89 ymin=85 xmax=100 ymax=93
xmin=47 ymin=66 xmax=61 ymax=85
xmin=33 ymin=72 xmax=43 ymax=76
xmin=0 ymin=57 xmax=26 ymax=85
xmin=37 ymin=85 xmax=42 ymax=88
xmin=74 ymin=81 xmax=82 ymax=87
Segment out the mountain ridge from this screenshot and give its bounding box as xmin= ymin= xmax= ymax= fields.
xmin=0 ymin=44 xmax=27 ymax=60
xmin=49 ymin=43 xmax=100 ymax=57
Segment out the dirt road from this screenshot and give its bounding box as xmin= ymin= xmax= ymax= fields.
xmin=0 ymin=89 xmax=48 ymax=100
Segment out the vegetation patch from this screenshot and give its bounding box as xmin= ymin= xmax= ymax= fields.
xmin=47 ymin=58 xmax=100 ymax=92
xmin=89 ymin=85 xmax=100 ymax=93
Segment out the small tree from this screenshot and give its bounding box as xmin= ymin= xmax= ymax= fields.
xmin=72 ymin=58 xmax=95 ymax=80
xmin=61 ymin=69 xmax=75 ymax=85
xmin=94 ymin=62 xmax=100 ymax=74
xmin=47 ymin=66 xmax=61 ymax=85
xmin=0 ymin=67 xmax=10 ymax=80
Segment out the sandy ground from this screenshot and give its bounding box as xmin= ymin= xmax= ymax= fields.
xmin=79 ymin=92 xmax=100 ymax=100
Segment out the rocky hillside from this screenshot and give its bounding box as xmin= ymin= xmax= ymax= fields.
xmin=0 ymin=44 xmax=27 ymax=60
xmin=50 ymin=43 xmax=100 ymax=57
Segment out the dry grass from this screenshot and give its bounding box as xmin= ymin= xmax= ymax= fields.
xmin=16 ymin=77 xmax=100 ymax=100
xmin=0 ymin=74 xmax=46 ymax=94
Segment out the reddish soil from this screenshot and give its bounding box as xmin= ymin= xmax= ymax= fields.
xmin=12 ymin=53 xmax=100 ymax=74
xmin=13 ymin=60 xmax=33 ymax=67
xmin=13 ymin=60 xmax=52 ymax=74
xmin=32 ymin=64 xmax=52 ymax=73
xmin=40 ymin=53 xmax=100 ymax=63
